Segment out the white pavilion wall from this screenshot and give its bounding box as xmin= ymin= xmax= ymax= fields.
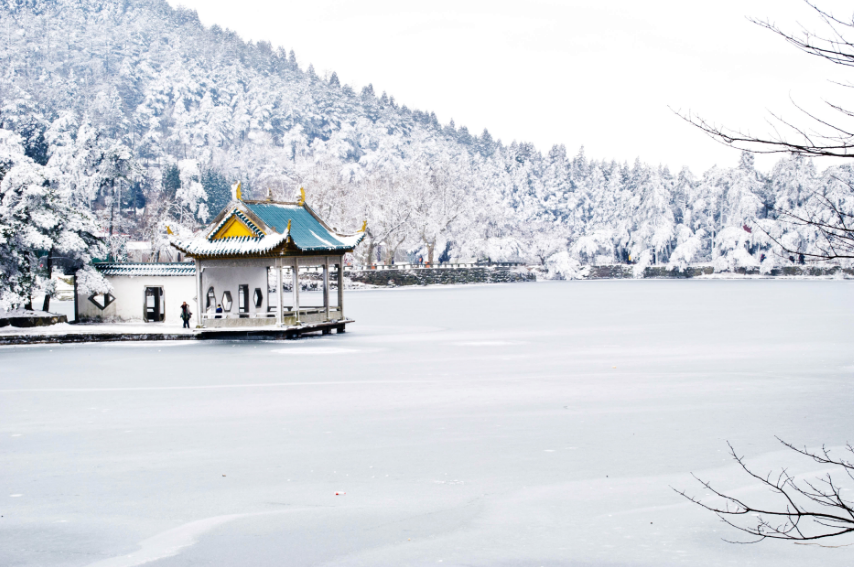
xmin=77 ymin=275 xmax=197 ymax=324
xmin=201 ymin=266 xmax=269 ymax=317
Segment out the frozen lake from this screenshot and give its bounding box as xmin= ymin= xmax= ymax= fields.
xmin=2 ymin=280 xmax=854 ymax=566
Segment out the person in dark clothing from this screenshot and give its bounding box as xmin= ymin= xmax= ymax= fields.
xmin=180 ymin=301 xmax=192 ymax=328
xmin=215 ymin=304 xmax=223 ymax=319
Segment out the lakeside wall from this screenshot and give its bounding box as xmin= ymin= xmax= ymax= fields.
xmin=585 ymin=265 xmax=854 ymax=279
xmin=347 ymin=266 xmax=536 ymax=287
xmin=326 ymin=264 xmax=853 ymax=288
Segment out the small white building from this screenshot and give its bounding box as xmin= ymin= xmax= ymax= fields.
xmin=77 ymin=263 xmax=196 ymax=324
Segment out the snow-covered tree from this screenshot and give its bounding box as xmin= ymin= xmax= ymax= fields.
xmin=0 ymin=129 xmax=107 ymax=311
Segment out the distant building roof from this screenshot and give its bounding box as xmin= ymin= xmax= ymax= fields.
xmin=169 ymin=198 xmax=365 ymax=259
xmin=95 ymin=262 xmax=196 ymax=277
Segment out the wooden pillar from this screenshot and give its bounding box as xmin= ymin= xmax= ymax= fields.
xmin=323 ymin=257 xmax=329 ymax=321
xmin=292 ymin=260 xmax=301 ymax=324
xmin=194 ymin=258 xmax=203 ymax=328
xmin=337 ymin=255 xmax=344 ymax=320
xmin=277 ymin=263 xmax=284 ymax=328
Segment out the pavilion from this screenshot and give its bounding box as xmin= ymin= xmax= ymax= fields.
xmin=170 ymin=187 xmax=365 ymax=331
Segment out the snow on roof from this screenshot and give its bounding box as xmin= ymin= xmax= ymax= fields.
xmin=95 ymin=263 xmax=196 ymax=277
xmin=169 ymin=200 xmax=365 ymax=258
xmin=169 ymin=232 xmax=290 ymax=258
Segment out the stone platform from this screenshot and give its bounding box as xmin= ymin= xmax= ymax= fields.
xmin=0 ymin=309 xmax=68 ymax=328
xmin=0 ymin=320 xmax=352 ymax=345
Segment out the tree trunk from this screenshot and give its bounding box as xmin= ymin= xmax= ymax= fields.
xmin=41 ymin=248 xmax=53 ymax=312
xmin=365 ymin=240 xmax=376 ymax=268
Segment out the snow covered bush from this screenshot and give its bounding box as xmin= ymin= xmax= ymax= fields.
xmin=668 ymin=228 xmax=706 ymax=270
xmin=545 ymin=251 xmax=584 ymax=280
xmin=713 ymin=226 xmax=759 ymax=272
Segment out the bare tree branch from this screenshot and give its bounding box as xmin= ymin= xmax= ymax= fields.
xmin=675 ymin=1 xmax=854 ymax=159
xmin=676 ymin=439 xmax=854 ymax=543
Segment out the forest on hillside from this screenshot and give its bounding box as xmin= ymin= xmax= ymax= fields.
xmin=1 ymin=0 xmax=853 ymax=309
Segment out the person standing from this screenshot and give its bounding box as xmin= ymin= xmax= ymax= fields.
xmin=180 ymin=301 xmax=192 ymax=329
xmin=180 ymin=301 xmax=192 ymax=328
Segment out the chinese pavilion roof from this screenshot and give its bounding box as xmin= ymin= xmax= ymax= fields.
xmin=169 ymin=198 xmax=365 ymax=259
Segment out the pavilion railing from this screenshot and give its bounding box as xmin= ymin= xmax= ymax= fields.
xmin=203 ymin=306 xmax=342 ymax=320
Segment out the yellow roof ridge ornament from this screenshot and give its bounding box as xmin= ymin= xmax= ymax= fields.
xmin=358 ymin=220 xmax=367 ymax=233
xmin=166 ymin=226 xmax=174 ymax=235
xmin=286 ymin=219 xmax=291 ymax=233
xmin=235 ymin=182 xmax=242 ymax=201
xmin=266 ymin=187 xmax=273 ymax=201
xmin=297 ymin=187 xmax=306 ymax=206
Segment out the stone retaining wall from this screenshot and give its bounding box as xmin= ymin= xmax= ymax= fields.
xmin=0 ymin=312 xmax=68 ymax=328
xmin=348 ymin=267 xmax=536 ymax=287
xmin=0 ymin=333 xmax=193 ymax=345
xmin=585 ymin=265 xmax=854 ymax=279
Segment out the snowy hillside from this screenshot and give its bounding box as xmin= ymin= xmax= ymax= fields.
xmin=1 ymin=0 xmax=852 ymax=276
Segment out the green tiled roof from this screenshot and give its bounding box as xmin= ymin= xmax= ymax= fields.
xmin=245 ymin=203 xmax=352 ymax=252
xmin=170 ymin=200 xmax=365 ymax=258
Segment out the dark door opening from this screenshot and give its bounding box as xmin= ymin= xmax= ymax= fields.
xmin=144 ymin=287 xmax=164 ymax=322
xmin=238 ymin=285 xmax=249 ymax=317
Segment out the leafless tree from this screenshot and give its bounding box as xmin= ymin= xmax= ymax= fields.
xmin=676 ymin=438 xmax=854 ymax=544
xmin=767 ymin=182 xmax=854 ymax=260
xmin=680 ymin=1 xmax=854 ymax=261
xmin=682 ymin=1 xmax=854 ymax=158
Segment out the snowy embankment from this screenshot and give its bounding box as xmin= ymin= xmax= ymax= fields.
xmin=0 ymin=319 xmax=194 ymax=345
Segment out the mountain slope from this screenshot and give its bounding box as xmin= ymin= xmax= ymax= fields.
xmin=0 ymin=0 xmax=850 ymax=272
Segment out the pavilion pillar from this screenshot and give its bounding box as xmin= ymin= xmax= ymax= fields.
xmin=292 ymin=260 xmax=301 ymax=324
xmin=337 ymin=255 xmax=344 ymax=320
xmin=276 ymin=262 xmax=284 ymax=328
xmin=194 ymin=258 xmax=203 ymax=328
xmin=323 ymin=257 xmax=330 ymax=321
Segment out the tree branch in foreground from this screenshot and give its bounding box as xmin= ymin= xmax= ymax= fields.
xmin=675 ymin=1 xmax=854 ymax=158
xmin=675 ymin=438 xmax=854 ymax=544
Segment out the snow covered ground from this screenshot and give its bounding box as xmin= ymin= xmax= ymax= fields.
xmin=2 ymin=280 xmax=854 ymax=566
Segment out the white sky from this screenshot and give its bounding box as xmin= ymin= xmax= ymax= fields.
xmin=167 ymin=0 xmax=852 ymax=173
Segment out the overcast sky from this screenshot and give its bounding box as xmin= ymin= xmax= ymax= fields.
xmin=167 ymin=0 xmax=851 ymax=173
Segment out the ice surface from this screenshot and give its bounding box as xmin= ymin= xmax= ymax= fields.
xmin=2 ymin=280 xmax=854 ymax=566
